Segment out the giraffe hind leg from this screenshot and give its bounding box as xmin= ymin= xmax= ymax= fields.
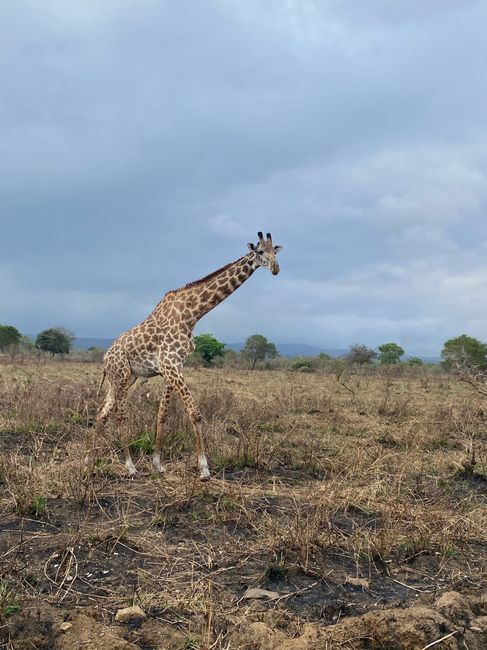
xmin=86 ymin=383 xmax=116 ymax=472
xmin=98 ymin=359 xmax=137 ymax=477
xmin=153 ymin=384 xmax=173 ymax=473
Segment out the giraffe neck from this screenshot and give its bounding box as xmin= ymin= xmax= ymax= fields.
xmin=157 ymin=253 xmax=259 ymax=327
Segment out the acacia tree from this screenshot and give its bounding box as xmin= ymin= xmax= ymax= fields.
xmin=242 ymin=334 xmax=278 ymax=369
xmin=378 ymin=342 xmax=405 ymax=365
xmin=0 ymin=325 xmax=21 ymax=350
xmin=35 ymin=328 xmax=74 ymax=356
xmin=408 ymin=356 xmax=424 ymax=366
xmin=441 ymin=335 xmax=487 ymax=371
xmin=441 ymin=334 xmax=487 ymax=476
xmin=193 ymin=333 xmax=225 ymax=367
xmin=346 ymin=343 xmax=377 ymax=365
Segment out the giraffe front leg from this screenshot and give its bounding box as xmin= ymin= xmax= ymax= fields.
xmin=117 ymin=399 xmax=137 ymax=476
xmin=164 ymin=365 xmax=210 ymax=480
xmin=152 ymin=385 xmax=173 ymax=473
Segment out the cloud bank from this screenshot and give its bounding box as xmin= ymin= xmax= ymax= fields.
xmin=1 ymin=1 xmax=487 ymax=354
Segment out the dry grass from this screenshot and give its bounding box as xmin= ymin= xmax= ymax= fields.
xmin=0 ymin=361 xmax=486 ymax=648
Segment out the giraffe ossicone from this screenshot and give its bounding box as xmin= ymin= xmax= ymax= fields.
xmin=95 ymin=232 xmax=283 ymax=479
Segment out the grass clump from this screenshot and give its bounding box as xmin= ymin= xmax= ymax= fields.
xmin=0 ymin=581 xmax=21 ymax=618
xmin=15 ymin=494 xmax=47 ymax=518
xmin=212 ymin=453 xmax=257 ymax=471
xmin=130 ymin=433 xmax=154 ymax=455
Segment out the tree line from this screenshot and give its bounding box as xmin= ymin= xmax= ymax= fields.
xmin=0 ymin=325 xmax=74 ymax=356
xmin=191 ymin=333 xmax=487 ymax=371
xmin=2 ymin=323 xmax=487 ymax=374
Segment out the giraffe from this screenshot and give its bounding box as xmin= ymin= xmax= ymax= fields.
xmin=95 ymin=231 xmax=283 ymax=479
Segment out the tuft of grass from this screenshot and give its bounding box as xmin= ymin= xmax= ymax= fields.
xmin=130 ymin=433 xmax=154 ymax=455
xmin=0 ymin=581 xmax=21 ymax=618
xmin=13 ymin=421 xmax=60 ymax=435
xmin=212 ymin=453 xmax=256 ymax=471
xmin=69 ymin=411 xmax=85 ymax=424
xmin=15 ymin=494 xmax=47 ymax=518
xmin=264 ymin=561 xmax=287 ymax=582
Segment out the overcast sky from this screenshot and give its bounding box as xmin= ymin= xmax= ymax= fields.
xmin=1 ymin=1 xmax=487 ymax=355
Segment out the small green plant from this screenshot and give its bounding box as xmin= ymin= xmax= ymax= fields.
xmin=183 ymin=636 xmax=200 ymax=650
xmin=69 ymin=411 xmax=84 ymax=424
xmin=291 ymin=358 xmax=313 ymax=372
xmin=0 ymin=581 xmax=21 ymax=617
xmin=130 ymin=433 xmax=154 ymax=455
xmin=93 ymin=458 xmax=117 ymax=477
xmin=31 ymin=495 xmax=46 ymax=517
xmin=13 ymin=421 xmax=60 ymax=435
xmin=15 ymin=494 xmax=47 ymax=517
xmin=265 ymin=561 xmax=287 ymax=582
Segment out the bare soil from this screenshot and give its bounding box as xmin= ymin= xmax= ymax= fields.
xmin=0 ymin=361 xmax=486 ymax=648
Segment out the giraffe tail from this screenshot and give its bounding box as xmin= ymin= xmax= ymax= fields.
xmin=97 ymin=371 xmax=106 ymax=397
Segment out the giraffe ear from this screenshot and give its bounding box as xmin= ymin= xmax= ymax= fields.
xmin=274 ymin=245 xmax=283 ymax=253
xmin=247 ymin=243 xmax=257 ymax=251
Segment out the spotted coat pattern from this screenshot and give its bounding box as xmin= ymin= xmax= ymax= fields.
xmin=95 ymin=233 xmax=283 ymax=478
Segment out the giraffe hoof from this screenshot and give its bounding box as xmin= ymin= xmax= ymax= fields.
xmin=200 ymin=472 xmax=211 ymax=482
xmin=152 ymin=454 xmax=166 ymax=473
xmin=125 ymin=460 xmax=137 ymax=477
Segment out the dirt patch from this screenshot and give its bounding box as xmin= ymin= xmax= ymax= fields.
xmin=227 ymin=591 xmax=487 ymax=649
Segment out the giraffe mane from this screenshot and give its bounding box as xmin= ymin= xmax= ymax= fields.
xmin=164 ymin=256 xmax=246 ymax=296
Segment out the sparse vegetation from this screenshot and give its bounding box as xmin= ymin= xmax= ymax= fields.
xmin=346 ymin=343 xmax=377 ymax=365
xmin=0 ymin=360 xmax=486 ymax=648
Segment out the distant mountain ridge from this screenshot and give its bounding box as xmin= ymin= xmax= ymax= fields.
xmin=73 ymin=337 xmax=440 ymax=362
xmin=74 ymin=337 xmax=344 ymax=357
xmin=226 ymin=342 xmax=346 ymax=358
xmin=74 ymin=337 xmax=115 ymax=350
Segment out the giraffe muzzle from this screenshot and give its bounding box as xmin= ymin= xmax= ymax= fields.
xmin=271 ymin=262 xmax=280 ymax=275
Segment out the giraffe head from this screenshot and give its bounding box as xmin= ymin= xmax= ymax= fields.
xmin=247 ymin=231 xmax=283 ymax=275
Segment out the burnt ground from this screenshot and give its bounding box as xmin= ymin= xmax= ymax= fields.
xmin=0 ymin=364 xmax=487 ymax=648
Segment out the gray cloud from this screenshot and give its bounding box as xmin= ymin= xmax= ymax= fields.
xmin=1 ymin=1 xmax=487 ymax=354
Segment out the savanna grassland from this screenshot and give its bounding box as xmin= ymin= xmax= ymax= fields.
xmin=0 ymin=360 xmax=486 ymax=649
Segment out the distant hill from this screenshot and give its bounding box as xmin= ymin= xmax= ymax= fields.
xmin=414 ymin=356 xmax=441 ymax=364
xmin=74 ymin=337 xmax=344 ymax=357
xmin=73 ymin=337 xmax=441 ymax=362
xmin=227 ymin=342 xmax=346 ymax=358
xmin=74 ymin=337 xmax=114 ymax=350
